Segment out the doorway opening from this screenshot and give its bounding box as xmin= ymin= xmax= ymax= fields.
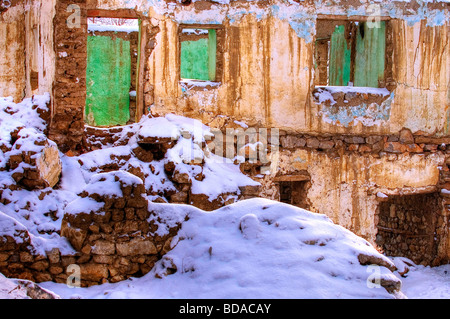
xmin=85 ymin=16 xmax=140 ymax=127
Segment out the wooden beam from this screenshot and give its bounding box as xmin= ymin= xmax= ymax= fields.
xmin=369 ymin=185 xmax=438 ymax=196
xmin=87 ymin=9 xmax=139 ymax=19
xmin=136 ymin=19 xmax=147 ymax=120
xmin=317 ymin=14 xmax=391 ymax=22
xmin=273 ymin=174 xmax=311 ymax=182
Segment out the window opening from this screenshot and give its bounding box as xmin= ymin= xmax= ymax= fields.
xmin=180 ymin=27 xmax=219 ymax=83
xmin=315 ymin=20 xmax=386 ymax=88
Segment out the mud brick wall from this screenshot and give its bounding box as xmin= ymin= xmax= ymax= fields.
xmin=60 ymin=173 xmax=181 ymax=286
xmin=84 ymin=125 xmax=130 ymax=150
xmin=50 ymin=0 xmax=87 ymax=153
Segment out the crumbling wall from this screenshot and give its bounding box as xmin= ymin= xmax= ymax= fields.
xmin=206 ymin=124 xmax=448 ymax=265
xmin=49 ymin=0 xmax=87 ymax=153
xmin=0 ymin=171 xmax=183 ymax=287
xmin=385 ymin=19 xmax=449 ymax=136
xmin=0 ymin=1 xmax=56 ymax=103
xmin=0 ymin=4 xmax=26 ymax=102
xmin=147 ymin=1 xmax=449 ymax=137
xmin=376 ymin=193 xmax=441 ymax=266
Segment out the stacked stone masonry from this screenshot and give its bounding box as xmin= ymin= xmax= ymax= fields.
xmin=49 ymin=0 xmax=88 ymax=153
xmin=0 ymin=171 xmax=182 ymax=287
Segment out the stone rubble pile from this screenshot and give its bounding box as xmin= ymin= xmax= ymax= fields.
xmin=60 ymin=171 xmax=182 ymax=286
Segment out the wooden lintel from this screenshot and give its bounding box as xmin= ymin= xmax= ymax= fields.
xmin=370 ymin=185 xmax=438 ymax=197
xmin=179 ymin=23 xmax=224 ymax=30
xmin=87 ymin=9 xmax=139 ymax=19
xmin=273 ymin=175 xmax=311 ymax=182
xmin=317 ymin=14 xmax=391 ymax=21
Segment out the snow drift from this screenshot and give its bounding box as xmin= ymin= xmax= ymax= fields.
xmin=42 ymin=198 xmax=403 ymax=299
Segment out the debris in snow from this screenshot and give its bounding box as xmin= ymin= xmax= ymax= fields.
xmin=0 ymin=273 xmax=60 ymax=299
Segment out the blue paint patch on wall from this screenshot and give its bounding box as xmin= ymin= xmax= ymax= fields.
xmin=319 ymin=92 xmax=394 ymax=128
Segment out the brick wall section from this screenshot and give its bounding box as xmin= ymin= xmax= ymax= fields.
xmin=49 ymin=0 xmax=87 ymax=153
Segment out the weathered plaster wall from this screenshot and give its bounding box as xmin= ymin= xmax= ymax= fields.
xmin=141 ymin=0 xmax=449 ymax=137
xmin=263 ymin=148 xmax=444 ymax=242
xmin=0 ymin=5 xmax=26 ymax=102
xmin=389 ymin=20 xmax=449 ymax=136
xmin=0 ymin=1 xmax=56 ymax=103
xmin=148 ymin=14 xmax=314 ymax=130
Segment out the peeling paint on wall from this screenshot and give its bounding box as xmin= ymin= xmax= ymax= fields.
xmin=319 ymin=92 xmax=394 ymax=128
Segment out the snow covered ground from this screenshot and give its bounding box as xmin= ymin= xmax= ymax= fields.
xmin=37 ymin=198 xmax=404 ymax=299
xmin=395 ymin=263 xmax=449 ymax=299
xmin=1 ymin=248 xmax=449 ymax=299
xmin=0 ymin=94 xmax=448 ymax=300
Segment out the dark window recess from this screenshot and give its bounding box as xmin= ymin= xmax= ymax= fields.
xmin=279 ymin=181 xmax=310 ymax=210
xmin=376 ymin=193 xmax=441 ymax=266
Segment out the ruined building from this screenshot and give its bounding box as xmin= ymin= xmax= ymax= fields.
xmin=0 ymin=0 xmax=449 ymax=273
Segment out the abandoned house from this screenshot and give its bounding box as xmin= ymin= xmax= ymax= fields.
xmin=0 ymin=0 xmax=449 ymax=287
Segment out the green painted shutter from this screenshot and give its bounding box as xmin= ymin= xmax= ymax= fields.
xmin=180 ymin=29 xmax=217 ymax=81
xmin=180 ymin=37 xmax=209 ymax=81
xmin=354 ymin=21 xmax=386 ymax=88
xmin=329 ymin=25 xmax=351 ymax=86
xmin=85 ymin=35 xmax=131 ymax=126
xmin=208 ymin=29 xmax=217 ymax=81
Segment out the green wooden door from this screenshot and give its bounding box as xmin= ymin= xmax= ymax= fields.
xmin=85 ymin=35 xmax=131 ymax=126
xmin=354 ymin=21 xmax=386 ymax=88
xmin=328 ymin=22 xmax=386 ymax=88
xmin=329 ymin=25 xmax=351 ymax=86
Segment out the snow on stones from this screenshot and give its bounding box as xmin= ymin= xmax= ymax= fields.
xmin=0 ymin=94 xmax=61 ymax=190
xmin=60 ymin=170 xmax=182 ymax=286
xmin=0 ymin=94 xmax=403 ymax=296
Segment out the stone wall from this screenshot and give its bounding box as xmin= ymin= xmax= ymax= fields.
xmin=81 ymin=120 xmax=450 ymax=266
xmin=0 ymin=171 xmax=183 ymax=287
xmin=376 ymin=193 xmax=441 ymax=266
xmin=49 ymin=0 xmax=87 ymax=153
xmin=206 ymin=124 xmax=449 ymax=265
